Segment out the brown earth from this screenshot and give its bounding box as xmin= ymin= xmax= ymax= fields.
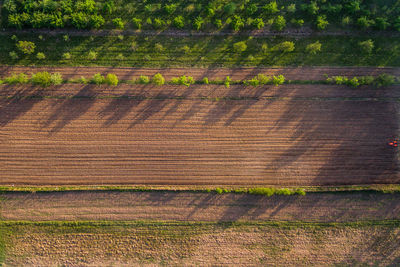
xmin=1 ymin=191 xmax=400 ymax=222
xmin=0 ymin=66 xmax=398 ymax=81
xmin=0 ymin=96 xmax=399 ymax=186
xmin=0 ymin=67 xmax=399 ymax=186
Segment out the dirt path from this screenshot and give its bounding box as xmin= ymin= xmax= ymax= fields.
xmin=1 ymin=191 xmax=400 ymax=222
xmin=0 ymin=66 xmax=398 ymax=81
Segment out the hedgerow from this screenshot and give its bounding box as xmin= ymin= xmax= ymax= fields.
xmin=326 ymin=74 xmax=396 ymax=87
xmin=2 ymin=0 xmax=400 ymax=32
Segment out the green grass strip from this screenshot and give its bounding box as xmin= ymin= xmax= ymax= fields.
xmin=1 ymin=34 xmax=400 ymax=67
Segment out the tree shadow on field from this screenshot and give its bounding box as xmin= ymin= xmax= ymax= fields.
xmin=0 ymin=84 xmax=43 ymax=127
xmin=40 ymin=85 xmax=96 ymax=134
xmin=262 ymin=93 xmax=400 ymax=186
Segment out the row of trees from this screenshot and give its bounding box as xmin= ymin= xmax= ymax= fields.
xmin=3 ymin=0 xmax=400 ymax=31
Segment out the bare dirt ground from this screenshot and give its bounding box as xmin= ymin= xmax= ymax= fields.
xmin=0 ymin=67 xmax=399 ymax=186
xmin=0 ymin=97 xmax=399 ymax=186
xmin=1 ymin=191 xmax=400 ymax=222
xmin=0 ymin=66 xmax=398 ymax=81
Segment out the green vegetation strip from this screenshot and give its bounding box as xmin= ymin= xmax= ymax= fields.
xmin=1 ymin=184 xmax=400 ymax=195
xmin=1 ymin=34 xmax=400 ymax=67
xmin=2 ymin=0 xmax=400 ymax=32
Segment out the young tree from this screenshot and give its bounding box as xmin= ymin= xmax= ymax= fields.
xmin=358 ymin=39 xmax=374 ymax=54
xmin=233 ymin=41 xmax=247 ymax=53
xmin=306 ymin=41 xmax=322 ymax=54
xmin=16 ymin=41 xmax=36 ymax=54
xmin=272 ymin=15 xmax=286 ymax=31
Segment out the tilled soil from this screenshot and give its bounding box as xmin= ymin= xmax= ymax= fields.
xmin=0 ymin=97 xmax=399 ymax=186
xmin=1 ymin=191 xmax=400 ymax=222
xmin=0 ymin=67 xmax=399 ymax=186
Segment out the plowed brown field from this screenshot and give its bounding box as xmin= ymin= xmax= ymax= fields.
xmin=0 ymin=67 xmax=399 ymax=186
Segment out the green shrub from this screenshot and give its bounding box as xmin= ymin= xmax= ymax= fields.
xmin=116 ymin=53 xmax=125 ymax=61
xmin=9 ymin=51 xmax=18 ymax=60
xmin=62 ymin=52 xmax=71 ymax=60
xmin=105 ymin=73 xmax=118 ymax=86
xmin=154 ymin=43 xmax=164 ymax=52
xmin=173 ymin=16 xmax=185 ymax=29
xmin=302 ymin=1 xmax=319 ymax=15
xmin=257 ymin=74 xmax=271 ymax=84
xmin=275 ymin=188 xmax=292 ymax=195
xmin=87 ymin=50 xmax=97 ymax=60
xmin=50 ymin=73 xmax=63 ymax=85
xmin=287 ymin=4 xmax=296 ymax=13
xmin=248 ymin=188 xmax=275 ymax=196
xmin=272 ymin=15 xmax=286 ymax=31
xmin=374 ymin=74 xmax=395 ymax=87
xmin=4 ymin=73 xmax=29 ymax=84
xmin=63 ymin=35 xmax=69 ymax=41
xmin=306 ymin=41 xmax=322 ymax=54
xmin=224 ymin=76 xmax=231 ymax=88
xmin=71 ymin=12 xmax=89 ymax=29
xmin=36 ymin=52 xmax=46 ymax=60
xmin=89 ymin=14 xmax=105 ymax=29
xmin=164 ymin=4 xmax=177 ymax=14
xmin=261 ymin=43 xmax=268 ymax=53
xmin=16 ymin=41 xmax=35 ymax=54
xmin=232 ymin=15 xmax=244 ymax=31
xmin=153 ymin=18 xmax=165 ymax=29
xmin=193 ymin=16 xmax=204 ymax=31
xmin=132 ymin=18 xmax=142 ymax=29
xmin=359 ymin=39 xmax=374 ymax=54
xmin=30 ymin=72 xmax=55 ymax=87
xmin=294 ymin=188 xmax=306 ymax=196
xmin=224 ymin=2 xmax=237 ymax=15
xmin=252 ymin=18 xmax=264 ymax=29
xmin=291 ymin=19 xmax=304 ymax=28
xmin=70 ymin=76 xmax=88 ymax=84
xmin=374 ymin=17 xmax=390 ymax=30
xmin=316 ymin=15 xmax=329 ymax=30
xmin=136 ymin=75 xmax=150 ymax=84
xmin=275 ymin=41 xmax=295 ymax=52
xmin=263 ymin=1 xmax=279 ymax=14
xmin=91 ymin=73 xmax=105 ymax=84
xmin=215 ymin=187 xmax=224 ymax=194
xmin=357 ymin=16 xmax=374 ymax=30
xmin=112 ymin=18 xmax=125 ymax=30
xmin=272 ymin=75 xmax=285 ymax=85
xmin=202 ymin=77 xmax=209 ymax=84
xmin=214 ymin=19 xmax=223 ymax=29
xmin=359 ymin=76 xmax=374 ymax=85
xmin=348 ymin=77 xmax=360 ymax=87
xmin=342 ymin=16 xmax=351 ymax=26
xmin=246 ymin=3 xmax=258 ymax=15
xmin=233 ymin=41 xmax=247 ymax=53
xmin=171 ymin=75 xmax=195 ymax=87
xmin=152 ymin=73 xmax=165 ymax=85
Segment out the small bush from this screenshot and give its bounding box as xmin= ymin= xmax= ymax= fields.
xmin=154 ymin=43 xmax=164 ymax=52
xmin=224 ymin=76 xmax=231 ymax=88
xmin=112 ymin=18 xmax=125 ymax=29
xmin=105 ymin=73 xmax=118 ymax=86
xmin=248 ymin=188 xmax=275 ymax=196
xmin=50 ymin=73 xmax=63 ymax=85
xmin=374 ymin=74 xmax=395 ymax=87
xmin=171 ymin=75 xmax=195 ymax=87
xmin=136 ymin=75 xmax=150 ymax=84
xmin=272 ymin=15 xmax=286 ymax=31
xmin=62 ymin=52 xmax=71 ymax=60
xmin=287 ymin=4 xmax=296 ymax=13
xmin=152 ymin=73 xmax=165 ymax=85
xmin=88 ymin=51 xmax=98 ymax=60
xmin=193 ymin=16 xmax=204 ymax=31
xmin=70 ymin=76 xmax=88 ymax=84
xmin=263 ymin=1 xmax=279 ymax=14
xmin=306 ymin=41 xmax=322 ymax=54
xmin=116 ymin=53 xmax=125 ymax=61
xmin=36 ymin=52 xmax=46 ymax=60
xmin=357 ymin=16 xmax=374 ymax=30
xmin=215 ymin=187 xmax=224 ymax=194
xmin=316 ymin=15 xmax=329 ymax=30
xmin=233 ymin=41 xmax=247 ymax=53
xmin=224 ymin=2 xmax=237 ymax=15
xmin=132 ymin=18 xmax=142 ymax=29
xmin=16 ymin=41 xmax=35 ymax=54
xmin=31 ymin=72 xmax=60 ymax=87
xmin=173 ymin=16 xmax=185 ymax=29
xmin=91 ymin=73 xmax=105 ymax=84
xmin=202 ymin=77 xmax=209 ymax=84
xmin=359 ymin=39 xmax=374 ymax=54
xmin=291 ymin=19 xmax=304 ymax=28
xmin=275 ymin=41 xmax=295 ymax=52
xmin=9 ymin=51 xmax=18 ymax=60
xmin=348 ymin=77 xmax=360 ymax=87
xmin=4 ymin=73 xmax=29 ymax=84
xmin=272 ymin=75 xmax=285 ymax=85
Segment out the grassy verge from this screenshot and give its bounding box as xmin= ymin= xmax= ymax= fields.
xmin=1 ymin=184 xmax=400 ymax=195
xmin=1 ymin=34 xmax=400 ymax=67
xmin=1 ymin=219 xmax=400 ymax=265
